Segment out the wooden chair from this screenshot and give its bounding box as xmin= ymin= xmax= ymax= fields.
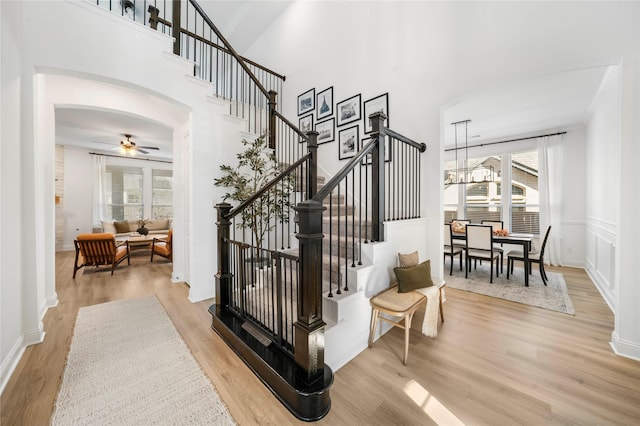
xmin=465 ymin=224 xmax=500 ymax=283
xmin=481 ymin=219 xmax=505 ymax=271
xmin=73 ymin=233 xmax=130 ymax=278
xmin=507 ymin=226 xmax=551 ymax=285
xmin=151 ymin=229 xmax=172 ymax=262
xmin=443 ymin=223 xmax=463 ymax=275
xmin=368 ymin=280 xmax=446 ymax=365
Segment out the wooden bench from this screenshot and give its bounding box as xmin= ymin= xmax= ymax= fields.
xmin=368 ymin=280 xmax=445 ymax=365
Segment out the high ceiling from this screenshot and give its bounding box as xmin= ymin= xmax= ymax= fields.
xmin=55 ymin=2 xmax=609 ymax=160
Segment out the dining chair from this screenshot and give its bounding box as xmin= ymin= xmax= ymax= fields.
xmin=465 ymin=224 xmax=500 ymax=283
xmin=73 ymin=233 xmax=130 ymax=278
xmin=481 ymin=220 xmax=505 ymax=271
xmin=443 ymin=223 xmax=464 ymax=275
xmin=507 ymin=226 xmax=551 ymax=285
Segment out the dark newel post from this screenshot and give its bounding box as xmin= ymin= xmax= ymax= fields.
xmin=148 ymin=5 xmax=159 ymax=30
xmin=215 ymin=202 xmax=232 ymax=309
xmin=370 ymin=112 xmax=387 ymax=242
xmin=294 ymin=200 xmax=326 ymax=382
xmin=172 ymin=0 xmax=182 ymax=55
xmin=268 ymin=90 xmax=277 ymax=150
xmin=306 ymin=131 xmax=319 ymax=199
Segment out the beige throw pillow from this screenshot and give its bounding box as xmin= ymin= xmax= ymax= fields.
xmin=397 ymin=250 xmax=419 ymax=267
xmin=102 ymin=220 xmax=116 ymax=234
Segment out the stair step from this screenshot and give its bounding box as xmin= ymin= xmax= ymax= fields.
xmin=322 ymin=216 xmax=373 ymax=237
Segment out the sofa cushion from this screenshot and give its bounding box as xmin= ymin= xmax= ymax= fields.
xmin=102 ymin=220 xmax=116 ymax=234
xmin=114 ymin=220 xmax=130 ymax=233
xmin=146 ymin=219 xmax=170 ymax=231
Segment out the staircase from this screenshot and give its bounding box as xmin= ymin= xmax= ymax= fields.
xmin=93 ymin=0 xmax=427 ymax=421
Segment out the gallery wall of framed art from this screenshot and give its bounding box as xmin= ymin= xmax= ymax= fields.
xmin=295 ymin=86 xmax=391 ymax=161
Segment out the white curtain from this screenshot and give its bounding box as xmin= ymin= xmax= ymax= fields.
xmin=538 ymin=135 xmax=563 ymax=266
xmin=92 ymin=154 xmax=107 ymax=228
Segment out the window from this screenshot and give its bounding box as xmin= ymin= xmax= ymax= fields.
xmin=511 ymin=151 xmax=539 ymax=234
xmin=444 ymin=151 xmax=539 ymax=235
xmin=152 ymin=169 xmax=173 ymax=219
xmin=106 ymin=166 xmax=143 ymax=221
xmin=105 ymin=165 xmax=172 ymax=221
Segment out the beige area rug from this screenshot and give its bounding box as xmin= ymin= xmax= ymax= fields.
xmin=445 ymin=261 xmax=575 ymax=315
xmin=51 ymin=295 xmax=236 ymax=425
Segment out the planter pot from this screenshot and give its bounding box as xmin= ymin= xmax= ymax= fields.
xmin=137 ymin=226 xmax=149 ymax=235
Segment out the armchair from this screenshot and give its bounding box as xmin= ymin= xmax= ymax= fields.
xmin=73 ymin=233 xmax=130 ymax=278
xmin=150 ymin=229 xmax=172 ymax=262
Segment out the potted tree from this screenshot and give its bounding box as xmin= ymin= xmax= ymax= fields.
xmin=214 ymin=134 xmax=293 ymax=272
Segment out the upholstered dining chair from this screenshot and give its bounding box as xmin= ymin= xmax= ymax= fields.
xmin=151 ymin=229 xmax=172 ymax=262
xmin=73 ymin=233 xmax=130 ymax=278
xmin=507 ymin=226 xmax=552 ymax=285
xmin=465 ymin=224 xmax=500 ymax=283
xmin=443 ymin=223 xmax=464 ymax=275
xmin=481 ymin=219 xmax=505 ymax=271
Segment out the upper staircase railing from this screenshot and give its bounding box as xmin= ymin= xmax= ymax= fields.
xmin=94 ymin=0 xmax=309 ymax=160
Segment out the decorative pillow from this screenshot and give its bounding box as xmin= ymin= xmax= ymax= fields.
xmin=394 ymin=260 xmax=434 ymax=293
xmin=146 ymin=219 xmax=170 ymax=231
xmin=397 ymin=251 xmax=419 ymax=267
xmin=114 ymin=220 xmax=130 ymax=233
xmin=102 ymin=220 xmax=116 ymax=234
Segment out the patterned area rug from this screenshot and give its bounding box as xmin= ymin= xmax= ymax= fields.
xmin=445 ymin=261 xmax=575 ymax=315
xmin=51 ymin=296 xmax=236 ymax=425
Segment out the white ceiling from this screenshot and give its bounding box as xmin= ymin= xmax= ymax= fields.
xmin=56 ymin=107 xmax=174 ymax=160
xmin=443 ymin=66 xmax=611 ymax=148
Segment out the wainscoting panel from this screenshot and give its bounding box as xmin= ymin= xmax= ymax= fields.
xmin=585 ymin=217 xmax=616 ymax=311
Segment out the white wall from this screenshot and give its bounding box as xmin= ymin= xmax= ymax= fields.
xmin=585 ymin=66 xmax=621 ymax=311
xmin=62 ymin=146 xmax=93 ymax=246
xmin=0 ymin=0 xmax=30 ymax=394
xmin=245 ymin=1 xmax=640 ymax=359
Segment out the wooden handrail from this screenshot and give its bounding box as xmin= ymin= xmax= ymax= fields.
xmin=187 ymin=0 xmax=270 ymax=97
xmin=226 ymin=153 xmax=312 ymax=220
xmin=313 ymin=142 xmax=375 ymax=202
xmin=178 ymin=27 xmax=286 ymax=81
xmin=385 ymin=128 xmax=426 ymax=152
xmin=274 ymin=111 xmax=308 ymax=140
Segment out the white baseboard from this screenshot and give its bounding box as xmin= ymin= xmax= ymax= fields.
xmin=610 ymin=331 xmax=640 ymax=362
xmin=0 ymin=327 xmax=45 ymax=396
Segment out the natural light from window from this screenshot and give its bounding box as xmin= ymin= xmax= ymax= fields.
xmin=403 ymin=379 xmax=465 ymax=425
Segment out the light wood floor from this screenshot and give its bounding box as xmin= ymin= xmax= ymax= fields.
xmin=2 ymin=251 xmax=640 ymax=425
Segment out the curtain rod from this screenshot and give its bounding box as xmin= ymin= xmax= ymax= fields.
xmin=444 ymin=131 xmax=567 ymax=152
xmin=89 ymin=152 xmax=173 ymax=164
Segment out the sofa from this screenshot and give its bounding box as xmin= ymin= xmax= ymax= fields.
xmin=97 ymin=219 xmax=172 ymax=237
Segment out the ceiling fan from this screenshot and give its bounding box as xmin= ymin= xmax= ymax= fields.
xmin=116 ymin=134 xmax=159 ymax=156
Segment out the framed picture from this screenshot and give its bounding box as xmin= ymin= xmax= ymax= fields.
xmin=338 ymin=125 xmax=359 ymax=160
xmin=363 ymin=93 xmax=389 ymax=134
xmin=336 ymin=94 xmax=361 ymax=127
xmin=315 ymin=118 xmax=335 ymax=144
xmin=297 ymin=88 xmax=315 ymax=116
xmin=360 ymin=136 xmax=392 ymax=165
xmin=316 ymin=86 xmax=333 ymax=120
xmin=299 ymin=113 xmax=314 ymax=135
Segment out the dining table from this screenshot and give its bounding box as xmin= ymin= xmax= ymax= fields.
xmin=452 ymin=231 xmax=534 ymax=286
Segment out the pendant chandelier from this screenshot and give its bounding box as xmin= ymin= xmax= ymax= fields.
xmin=445 ymin=119 xmax=494 ymax=185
